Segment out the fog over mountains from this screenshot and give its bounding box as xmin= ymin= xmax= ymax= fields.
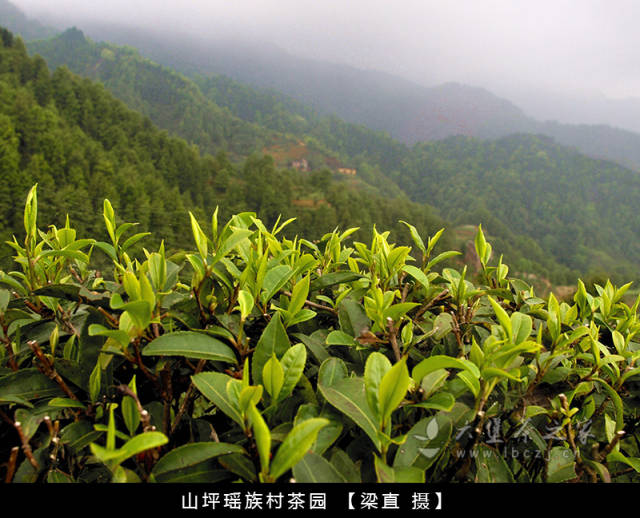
xmin=6 ymin=0 xmax=640 ymax=172
xmin=11 ymin=0 xmax=640 ymax=129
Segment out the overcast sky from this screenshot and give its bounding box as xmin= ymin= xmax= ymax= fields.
xmin=12 ymin=0 xmax=640 ymax=99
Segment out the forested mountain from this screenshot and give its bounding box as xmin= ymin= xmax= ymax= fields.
xmin=392 ymin=134 xmax=640 ymax=282
xmin=0 ymin=27 xmax=451 ymax=269
xmin=25 ymin=27 xmax=274 ymax=160
xmin=46 ymin=18 xmax=640 ymax=173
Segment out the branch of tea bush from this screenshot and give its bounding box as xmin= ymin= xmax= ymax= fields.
xmin=28 ymin=340 xmax=79 ymax=401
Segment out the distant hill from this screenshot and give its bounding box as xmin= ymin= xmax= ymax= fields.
xmin=0 ymin=0 xmax=56 ymax=40
xmin=27 ymin=28 xmax=407 ymax=195
xmin=59 ymin=19 xmax=640 ymax=172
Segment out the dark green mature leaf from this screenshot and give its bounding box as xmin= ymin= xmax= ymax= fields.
xmin=15 ymin=404 xmax=62 ymax=440
xmin=394 ymin=415 xmax=452 ymax=470
xmin=47 ymin=470 xmax=75 ymax=483
xmin=60 ymin=421 xmax=102 ymax=454
xmin=31 ymin=284 xmax=82 ymax=301
xmin=294 ymin=331 xmax=330 ymax=363
xmin=338 ymin=299 xmax=370 ymax=337
xmin=277 ymin=343 xmax=307 ymax=403
xmin=329 ymin=449 xmax=361 ymax=482
xmin=318 ymin=377 xmax=381 ymax=450
xmin=0 ymin=369 xmax=63 ymax=401
xmin=474 ymin=444 xmax=515 ymax=482
xmin=192 ymin=372 xmax=243 ymax=426
xmin=311 ymin=271 xmax=364 ymax=291
xmin=412 ymin=355 xmax=480 ymax=384
xmin=218 ymin=453 xmax=257 ymax=482
xmin=326 ymin=330 xmax=356 ymax=346
xmin=294 ymin=404 xmax=343 ymax=454
xmin=318 ymin=357 xmax=348 ymax=388
xmin=142 ymin=331 xmax=237 ymax=363
xmin=374 ymin=455 xmax=425 ymax=483
xmin=292 ymin=451 xmax=347 ymax=482
xmin=547 ymin=447 xmax=577 ymax=483
xmin=411 ymin=391 xmax=456 ymax=412
xmin=152 ymin=442 xmax=246 ymax=482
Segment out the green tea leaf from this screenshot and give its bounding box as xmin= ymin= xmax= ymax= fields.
xmin=252 ymin=313 xmax=290 ymax=386
xmin=263 ymin=354 xmax=285 ymax=401
xmin=318 ymin=377 xmax=381 ymax=450
xmin=152 ymin=442 xmax=245 ymax=482
xmin=364 ymin=352 xmax=392 ymax=422
xmin=270 ymin=418 xmax=328 ymax=479
xmin=378 ymin=357 xmax=410 ymax=426
xmin=292 ymin=451 xmax=347 ymax=483
xmin=192 ymin=372 xmax=243 ymax=426
xmin=474 ymin=444 xmax=515 ymax=482
xmin=143 ymin=331 xmax=237 ymax=363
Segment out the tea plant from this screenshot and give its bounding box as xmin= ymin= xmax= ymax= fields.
xmin=1 ymin=185 xmax=639 ymax=483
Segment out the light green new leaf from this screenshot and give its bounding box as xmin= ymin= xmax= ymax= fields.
xmin=511 ymin=312 xmax=532 ymax=345
xmin=399 ymin=221 xmax=426 ymax=257
xmin=364 ymin=352 xmax=392 ymax=422
xmin=189 ymin=212 xmax=208 ymax=259
xmin=252 ymin=313 xmax=290 ymax=385
xmin=488 ymin=296 xmax=513 ymax=342
xmin=261 ymin=265 xmax=294 ymax=304
xmin=237 ymin=289 xmax=254 ymax=321
xmin=90 ymin=431 xmax=168 ymax=468
xmin=289 ymin=275 xmax=310 ymax=317
xmin=247 ymin=405 xmax=271 ymax=475
xmin=278 ymin=343 xmax=307 ymax=403
xmin=263 ymin=355 xmax=285 ymax=401
xmin=89 ymin=362 xmax=101 ymax=403
xmin=607 ymin=451 xmax=640 ymax=473
xmin=401 ymin=265 xmax=430 ymax=290
xmin=270 ymin=418 xmax=328 ymax=480
xmin=378 ymin=357 xmax=410 ymax=426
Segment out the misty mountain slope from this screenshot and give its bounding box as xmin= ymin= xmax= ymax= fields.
xmin=42 ymin=18 xmax=640 ymax=173
xmin=0 ymin=0 xmax=56 ymax=40
xmin=26 ymin=28 xmax=408 ymax=196
xmin=394 ymin=134 xmax=640 ymax=281
xmin=0 ymin=26 xmax=453 ymax=264
xmin=26 ymin=27 xmax=277 ymax=160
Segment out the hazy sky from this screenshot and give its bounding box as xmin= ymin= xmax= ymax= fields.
xmin=12 ymin=0 xmax=640 ymax=99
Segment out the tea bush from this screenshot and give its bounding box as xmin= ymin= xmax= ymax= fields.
xmin=1 ymin=185 xmax=640 ymax=483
